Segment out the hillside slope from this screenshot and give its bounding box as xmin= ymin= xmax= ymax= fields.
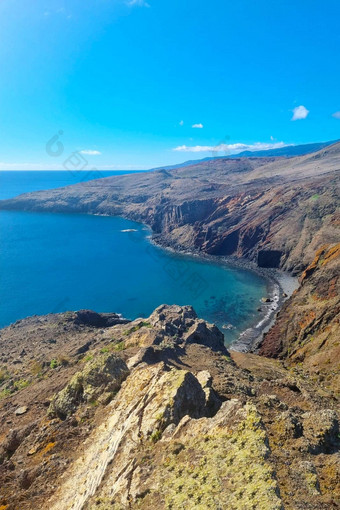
xmin=0 ymin=306 xmax=339 ymax=509
xmin=1 ymin=144 xmax=339 ymax=508
xmin=259 ymin=243 xmax=340 ymax=397
xmin=153 ymin=140 xmax=338 ymax=170
xmin=1 ymin=142 xmax=339 ymax=273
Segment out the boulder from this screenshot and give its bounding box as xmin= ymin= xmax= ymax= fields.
xmin=183 ymin=319 xmax=226 ymax=352
xmin=14 ymin=406 xmax=28 ymax=416
xmin=302 ymin=409 xmax=339 ymax=453
xmin=48 ymin=353 xmax=129 ymax=419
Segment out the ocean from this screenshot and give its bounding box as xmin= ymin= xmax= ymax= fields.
xmin=0 ymin=171 xmax=267 ymax=343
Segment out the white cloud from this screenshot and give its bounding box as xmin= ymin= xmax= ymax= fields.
xmin=332 ymin=111 xmax=340 ymax=119
xmin=192 ymin=123 xmax=204 ymax=129
xmin=173 ymin=141 xmax=289 ymax=154
xmin=179 ymin=120 xmax=184 ymax=126
xmin=127 ymin=0 xmax=150 ymax=7
xmin=291 ymin=105 xmax=309 ymax=121
xmin=80 ymin=150 xmax=101 ymax=155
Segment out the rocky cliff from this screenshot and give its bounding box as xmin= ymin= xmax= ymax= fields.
xmin=0 ymin=305 xmax=339 ymax=509
xmin=259 ymin=243 xmax=340 ymax=397
xmin=1 ymin=142 xmax=339 ymax=273
xmin=0 ymin=143 xmax=339 ymax=508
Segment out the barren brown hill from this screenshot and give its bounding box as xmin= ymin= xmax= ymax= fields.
xmin=1 ymin=142 xmax=339 ymax=273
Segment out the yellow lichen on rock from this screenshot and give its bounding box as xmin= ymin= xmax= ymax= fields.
xmin=147 ymin=404 xmax=283 ymax=510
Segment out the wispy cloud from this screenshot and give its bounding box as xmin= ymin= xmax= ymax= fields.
xmin=332 ymin=111 xmax=340 ymax=119
xmin=192 ymin=123 xmax=204 ymax=129
xmin=43 ymin=7 xmax=71 ymax=19
xmin=127 ymin=0 xmax=150 ymax=7
xmin=80 ymin=150 xmax=101 ymax=155
xmin=179 ymin=120 xmax=184 ymax=126
xmin=291 ymin=105 xmax=309 ymax=121
xmin=173 ymin=141 xmax=289 ymax=154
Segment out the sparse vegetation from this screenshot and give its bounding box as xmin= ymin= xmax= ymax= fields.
xmin=150 ymin=430 xmax=162 ymax=443
xmin=50 ymin=359 xmax=59 ymax=369
xmin=30 ymin=360 xmax=43 ymax=377
xmin=0 ymin=387 xmax=12 ymax=400
xmin=0 ymin=367 xmax=9 ymax=384
xmin=124 ymin=321 xmax=152 ymax=336
xmin=13 ymin=379 xmax=30 ymax=391
xmin=114 ymin=341 xmax=126 ymax=351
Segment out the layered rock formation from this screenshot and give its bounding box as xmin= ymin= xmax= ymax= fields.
xmin=1 ymin=142 xmax=339 ymax=272
xmin=0 ymin=305 xmax=339 ymax=509
xmin=259 ymin=243 xmax=340 ymax=397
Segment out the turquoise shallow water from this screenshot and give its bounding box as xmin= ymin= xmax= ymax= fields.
xmin=0 ymin=172 xmax=267 ymax=343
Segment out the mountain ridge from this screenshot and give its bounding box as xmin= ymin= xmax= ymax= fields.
xmin=152 ymin=139 xmax=339 ymax=172
xmin=1 ymin=140 xmax=339 ymax=274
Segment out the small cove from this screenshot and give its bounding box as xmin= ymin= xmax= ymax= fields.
xmin=0 ymin=171 xmax=269 ymax=344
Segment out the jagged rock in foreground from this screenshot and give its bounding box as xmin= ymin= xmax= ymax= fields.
xmin=0 ymin=305 xmax=339 ymax=509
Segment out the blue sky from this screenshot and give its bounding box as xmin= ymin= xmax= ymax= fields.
xmin=0 ymin=0 xmax=339 ymax=170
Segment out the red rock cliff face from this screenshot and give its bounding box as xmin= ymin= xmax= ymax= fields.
xmin=259 ymin=243 xmax=340 ymax=397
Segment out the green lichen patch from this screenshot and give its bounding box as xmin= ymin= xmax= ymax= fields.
xmin=156 ymin=405 xmax=282 ymax=510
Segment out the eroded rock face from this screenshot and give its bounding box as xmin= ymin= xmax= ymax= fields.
xmin=45 ymin=364 xmax=284 ymax=510
xmin=257 ymin=249 xmax=283 ymax=268
xmin=148 ymin=304 xmax=197 ymax=337
xmin=183 ymin=319 xmax=225 ymax=351
xmin=47 ymin=363 xmax=218 ymax=510
xmin=125 ymin=304 xmax=226 ymax=357
xmin=303 ymin=409 xmax=339 ymax=454
xmin=48 ymin=353 xmax=129 ymax=419
xmin=0 ymin=305 xmax=339 ymax=510
xmin=259 ymin=243 xmax=340 ymax=397
xmin=1 ymin=142 xmax=339 ymax=271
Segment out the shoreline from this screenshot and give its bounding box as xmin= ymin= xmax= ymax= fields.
xmin=149 ymin=233 xmax=299 ymax=352
xmin=0 ymin=207 xmax=299 ymax=352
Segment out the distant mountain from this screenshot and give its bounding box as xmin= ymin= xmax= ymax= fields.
xmin=154 ymin=140 xmax=338 ymax=171
xmin=2 ymin=139 xmax=339 ymax=274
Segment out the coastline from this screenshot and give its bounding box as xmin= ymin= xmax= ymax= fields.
xmin=0 ymin=205 xmax=299 ymax=352
xmin=149 ymin=233 xmax=299 ymax=352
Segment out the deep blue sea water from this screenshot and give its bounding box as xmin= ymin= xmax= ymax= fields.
xmin=0 ymin=171 xmax=267 ymax=343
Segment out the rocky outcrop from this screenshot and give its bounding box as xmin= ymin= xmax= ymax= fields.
xmin=48 ymin=363 xmax=216 ymax=510
xmin=73 ymin=310 xmax=129 ymax=328
xmin=82 ymin=399 xmax=283 ymax=510
xmin=48 ymin=353 xmax=129 ymax=419
xmin=0 ymin=305 xmax=339 ymax=509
